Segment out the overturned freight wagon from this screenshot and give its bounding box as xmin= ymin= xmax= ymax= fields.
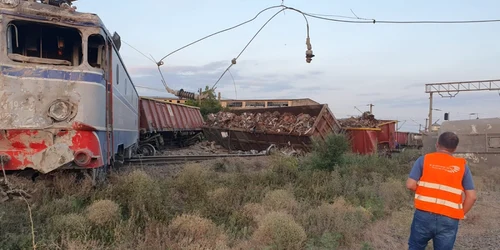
xmin=138 ymin=97 xmax=204 ymax=154
xmin=202 ymin=104 xmax=343 ymax=152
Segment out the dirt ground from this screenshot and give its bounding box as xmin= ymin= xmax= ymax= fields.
xmin=454 ymin=191 xmax=500 ymax=250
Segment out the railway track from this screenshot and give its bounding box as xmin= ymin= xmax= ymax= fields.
xmin=125 ymin=145 xmax=276 ymax=165
xmin=125 ymin=153 xmax=268 ymax=165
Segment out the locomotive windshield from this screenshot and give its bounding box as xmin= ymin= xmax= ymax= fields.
xmin=7 ymin=20 xmax=83 ymax=66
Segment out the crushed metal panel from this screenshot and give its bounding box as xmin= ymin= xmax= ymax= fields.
xmin=30 ymin=143 xmax=74 ymax=174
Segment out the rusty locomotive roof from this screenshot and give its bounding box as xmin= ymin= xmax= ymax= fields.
xmin=0 ymin=1 xmax=104 ymax=28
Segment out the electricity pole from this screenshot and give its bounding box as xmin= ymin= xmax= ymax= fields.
xmin=367 ymin=103 xmax=374 ymax=113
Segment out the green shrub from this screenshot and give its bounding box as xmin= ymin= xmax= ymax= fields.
xmin=293 ymin=170 xmax=343 ymax=206
xmin=306 ymin=134 xmax=350 ymax=171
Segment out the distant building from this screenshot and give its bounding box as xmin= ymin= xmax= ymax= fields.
xmin=141 ymin=96 xmax=320 ymax=110
xmin=220 ymin=98 xmax=319 ymax=109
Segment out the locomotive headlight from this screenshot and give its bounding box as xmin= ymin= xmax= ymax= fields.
xmin=48 ymin=100 xmax=72 ymax=122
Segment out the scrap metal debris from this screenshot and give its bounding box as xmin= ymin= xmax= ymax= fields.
xmin=205 ymin=111 xmax=317 ymax=135
xmin=338 ymin=111 xmax=382 ymax=128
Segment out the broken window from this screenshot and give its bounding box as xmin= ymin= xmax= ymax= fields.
xmin=88 ymin=34 xmax=105 ymax=69
xmin=7 ymin=20 xmax=82 ymax=66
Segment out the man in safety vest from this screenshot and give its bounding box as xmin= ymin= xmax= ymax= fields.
xmin=406 ymin=131 xmax=477 ymax=250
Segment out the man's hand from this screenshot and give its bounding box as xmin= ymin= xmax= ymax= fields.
xmin=406 ymin=178 xmax=418 ymax=192
xmin=463 ymin=189 xmax=477 ymax=215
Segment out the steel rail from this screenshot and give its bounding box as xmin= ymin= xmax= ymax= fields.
xmin=125 ymin=153 xmax=268 ymax=165
xmin=125 ymin=145 xmax=276 ymax=165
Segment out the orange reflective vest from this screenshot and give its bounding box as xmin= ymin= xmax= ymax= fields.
xmin=414 ymin=152 xmax=466 ymax=220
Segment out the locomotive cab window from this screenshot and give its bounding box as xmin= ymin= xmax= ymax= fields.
xmin=7 ymin=20 xmax=82 ymax=66
xmin=88 ymin=34 xmax=105 ymax=69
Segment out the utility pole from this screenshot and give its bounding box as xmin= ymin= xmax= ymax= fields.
xmin=428 ymin=93 xmax=433 ymax=131
xmin=367 ymin=103 xmax=374 ymax=113
xmin=198 ymin=88 xmax=202 ymax=106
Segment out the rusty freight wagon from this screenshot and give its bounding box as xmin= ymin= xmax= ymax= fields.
xmin=202 ymin=104 xmax=343 ymax=152
xmin=138 ymin=97 xmax=204 ymax=155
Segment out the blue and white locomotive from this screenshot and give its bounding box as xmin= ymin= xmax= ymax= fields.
xmin=0 ymin=0 xmax=139 ymax=182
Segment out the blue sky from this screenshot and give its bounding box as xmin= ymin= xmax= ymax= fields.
xmin=76 ymin=0 xmax=500 ymax=132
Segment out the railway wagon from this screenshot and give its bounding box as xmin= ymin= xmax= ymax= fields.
xmin=0 ymin=1 xmax=139 ymax=182
xmin=377 ymin=120 xmax=397 ymax=152
xmin=202 ymin=104 xmax=343 ymax=152
xmin=395 ymin=131 xmax=423 ymax=149
xmin=137 ymin=97 xmax=205 ymax=155
xmin=344 ymin=128 xmax=379 ymax=154
xmin=423 ymin=118 xmax=500 ymax=167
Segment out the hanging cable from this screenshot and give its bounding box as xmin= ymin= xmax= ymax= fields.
xmin=211 ymin=7 xmax=297 ymax=89
xmin=154 ymin=5 xmax=286 ymax=99
xmin=122 ymin=40 xmax=156 ymax=63
xmin=156 ymin=5 xmax=284 ymax=65
xmin=128 ymin=4 xmax=500 ymax=100
xmin=301 ymin=11 xmax=500 ymax=24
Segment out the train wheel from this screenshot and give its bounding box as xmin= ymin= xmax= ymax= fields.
xmin=137 ymin=143 xmax=156 ymax=156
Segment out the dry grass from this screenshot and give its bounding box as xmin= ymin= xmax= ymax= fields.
xmin=165 ymin=214 xmax=229 ymax=250
xmin=1 ymin=144 xmax=498 ymax=250
xmin=261 ymin=189 xmax=299 ymax=215
xmin=85 ymin=200 xmax=120 ymax=226
xmin=241 ymin=202 xmax=267 ymax=224
xmin=362 ymin=208 xmax=414 ymax=250
xmin=250 ymin=211 xmax=307 ymax=250
xmin=50 ymin=213 xmax=90 ymax=239
xmin=301 ymin=197 xmax=372 ymax=247
xmin=62 ymin=238 xmax=106 ymax=250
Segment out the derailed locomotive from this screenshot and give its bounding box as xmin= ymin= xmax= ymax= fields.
xmin=0 ymin=1 xmax=140 ymax=182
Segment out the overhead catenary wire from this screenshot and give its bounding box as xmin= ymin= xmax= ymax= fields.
xmin=302 ymin=11 xmax=500 ymax=24
xmin=156 ymin=5 xmax=285 ymax=65
xmin=122 ymin=4 xmax=500 ymax=98
xmin=122 ymin=40 xmax=156 ymax=64
xmin=212 ymin=7 xmax=299 ymax=89
xmin=210 ymin=7 xmax=311 ymax=89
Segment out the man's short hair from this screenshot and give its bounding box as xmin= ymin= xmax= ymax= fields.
xmin=438 ymin=131 xmax=460 ymax=150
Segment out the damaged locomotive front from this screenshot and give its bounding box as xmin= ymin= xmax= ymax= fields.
xmin=0 ymin=0 xmax=139 ymax=176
